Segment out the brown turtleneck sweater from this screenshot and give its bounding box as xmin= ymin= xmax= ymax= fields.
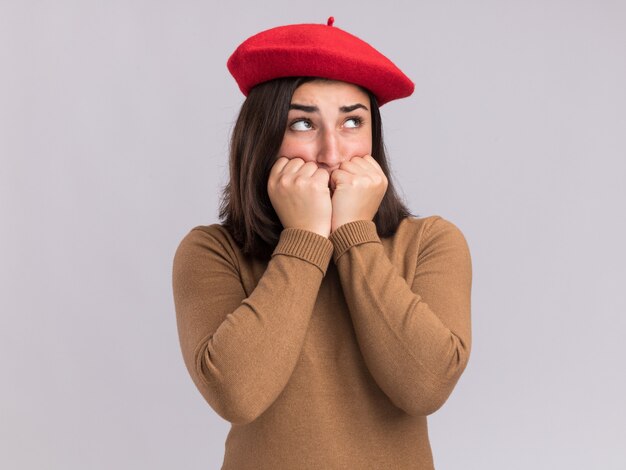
xmin=172 ymin=215 xmax=472 ymax=469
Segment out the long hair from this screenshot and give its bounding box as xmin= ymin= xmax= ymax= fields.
xmin=218 ymin=76 xmax=415 ymax=260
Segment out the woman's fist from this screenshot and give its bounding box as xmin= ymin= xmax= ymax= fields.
xmin=329 ymin=155 xmax=388 ymax=233
xmin=268 ymin=157 xmax=333 ymax=238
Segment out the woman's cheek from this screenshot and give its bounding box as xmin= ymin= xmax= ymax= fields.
xmin=352 ymin=140 xmax=373 ymax=159
xmin=279 ymin=141 xmax=316 ymax=162
xmin=345 ymin=130 xmax=372 ymax=157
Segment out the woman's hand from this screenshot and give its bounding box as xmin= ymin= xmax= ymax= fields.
xmin=329 ymin=155 xmax=388 ymax=233
xmin=268 ymin=157 xmax=333 ymax=238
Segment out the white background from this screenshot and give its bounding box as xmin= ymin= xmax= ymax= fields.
xmin=1 ymin=0 xmax=625 ymax=468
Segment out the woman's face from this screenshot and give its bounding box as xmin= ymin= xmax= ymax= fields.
xmin=277 ymin=80 xmax=373 ymax=176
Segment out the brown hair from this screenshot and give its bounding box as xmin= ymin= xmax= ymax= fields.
xmin=218 ymin=76 xmax=416 ymax=260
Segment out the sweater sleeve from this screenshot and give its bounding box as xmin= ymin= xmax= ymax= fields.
xmin=172 ymin=225 xmax=334 ymax=425
xmin=328 ymin=216 xmax=472 ymax=416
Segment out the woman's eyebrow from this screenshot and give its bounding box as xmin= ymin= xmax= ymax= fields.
xmin=288 ymin=103 xmax=369 ymax=113
xmin=289 ymin=104 xmax=318 ymax=113
xmin=339 ymin=103 xmax=369 ymax=112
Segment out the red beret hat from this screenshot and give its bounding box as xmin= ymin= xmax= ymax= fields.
xmin=227 ymin=17 xmax=414 ymax=106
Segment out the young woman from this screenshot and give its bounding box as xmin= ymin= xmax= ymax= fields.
xmin=172 ymin=18 xmax=473 ymax=470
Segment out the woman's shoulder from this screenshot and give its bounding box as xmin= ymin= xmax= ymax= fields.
xmin=398 ymin=214 xmax=467 ymax=232
xmin=393 ymin=214 xmax=471 ymax=253
xmin=173 ymin=222 xmax=242 ymax=264
xmin=183 ymin=222 xmax=233 ymax=241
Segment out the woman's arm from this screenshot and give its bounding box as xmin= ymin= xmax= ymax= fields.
xmin=172 ymin=225 xmax=333 ymax=425
xmin=329 ymin=216 xmax=472 ymax=416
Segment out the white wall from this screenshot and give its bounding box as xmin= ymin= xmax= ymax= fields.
xmin=1 ymin=0 xmax=625 ymax=468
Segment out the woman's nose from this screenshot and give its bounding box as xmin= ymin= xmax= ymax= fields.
xmin=316 ymin=129 xmax=343 ymax=170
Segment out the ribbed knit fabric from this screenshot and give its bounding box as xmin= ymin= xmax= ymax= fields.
xmin=273 ymin=227 xmax=335 ymax=275
xmin=172 ymin=215 xmax=472 ymax=469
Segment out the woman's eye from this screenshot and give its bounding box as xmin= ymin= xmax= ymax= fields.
xmin=290 ymin=119 xmax=313 ymax=131
xmin=344 ymin=117 xmax=362 ymax=128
